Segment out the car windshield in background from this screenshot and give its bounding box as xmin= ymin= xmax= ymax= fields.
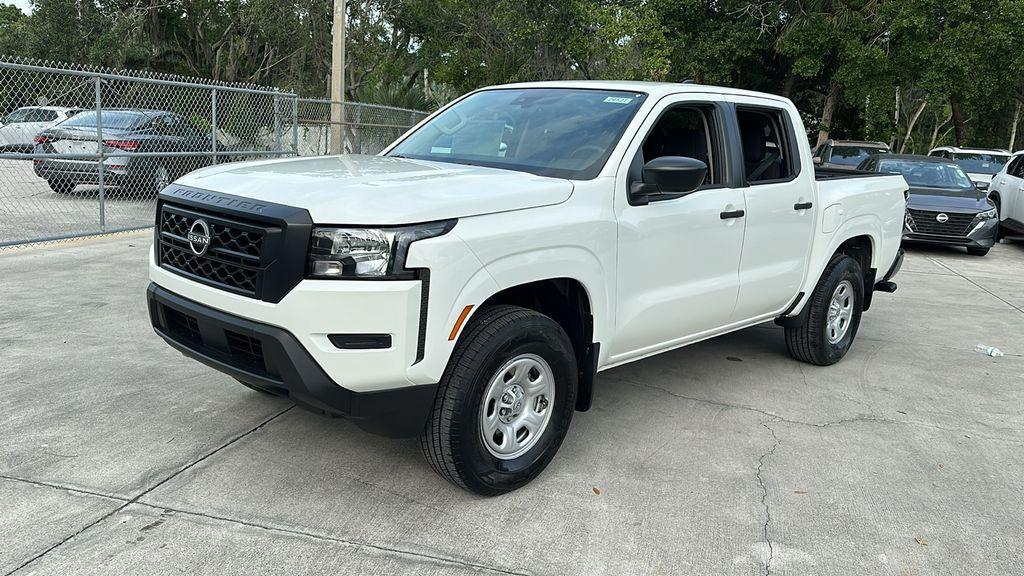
xmin=950 ymin=153 xmax=1009 ymax=174
xmin=60 ymin=111 xmax=146 ymax=131
xmin=3 ymin=108 xmax=34 ymax=123
xmin=388 ymin=88 xmax=647 ymax=179
xmin=831 ymin=146 xmax=885 ymax=166
xmin=879 ymin=159 xmax=974 ymax=190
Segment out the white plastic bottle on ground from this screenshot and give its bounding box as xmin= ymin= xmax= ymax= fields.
xmin=974 ymin=344 xmax=1004 ymax=357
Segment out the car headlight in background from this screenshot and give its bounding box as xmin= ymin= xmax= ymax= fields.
xmin=307 ymin=220 xmax=455 ymax=279
xmin=974 ymin=208 xmax=997 ymax=221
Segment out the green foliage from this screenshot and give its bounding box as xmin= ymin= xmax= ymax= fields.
xmin=0 ymin=0 xmax=1020 ymax=148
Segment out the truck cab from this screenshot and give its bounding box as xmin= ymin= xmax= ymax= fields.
xmin=147 ymin=81 xmax=907 ymax=494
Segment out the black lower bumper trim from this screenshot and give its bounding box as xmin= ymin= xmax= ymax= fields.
xmin=147 ymin=283 xmax=437 ymax=438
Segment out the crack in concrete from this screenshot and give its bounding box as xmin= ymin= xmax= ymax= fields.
xmin=927 ymin=256 xmax=1024 ymax=315
xmin=4 ymin=405 xmax=294 ymax=576
xmin=616 ymin=376 xmax=1024 ymax=444
xmin=132 ymin=501 xmax=530 ymax=576
xmin=756 ymin=421 xmax=780 ymax=576
xmin=0 ymin=474 xmax=126 ymax=503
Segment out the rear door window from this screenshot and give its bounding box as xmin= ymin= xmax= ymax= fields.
xmin=736 ymin=107 xmax=799 ymax=183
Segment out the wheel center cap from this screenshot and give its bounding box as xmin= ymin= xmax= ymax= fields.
xmin=499 ymin=384 xmax=525 ymax=422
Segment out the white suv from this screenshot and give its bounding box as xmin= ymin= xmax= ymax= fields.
xmin=928 ymin=146 xmax=1011 ymax=187
xmin=148 ymin=81 xmax=907 ymax=494
xmin=988 ymin=151 xmax=1024 ymax=238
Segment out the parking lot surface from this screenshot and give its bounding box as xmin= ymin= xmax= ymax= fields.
xmin=1 ymin=232 xmax=1022 ymax=575
xmin=0 ymin=160 xmax=154 ymax=244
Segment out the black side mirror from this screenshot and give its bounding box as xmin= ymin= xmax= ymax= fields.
xmin=629 ymin=156 xmax=708 ymax=205
xmin=975 ymin=181 xmax=989 ymax=191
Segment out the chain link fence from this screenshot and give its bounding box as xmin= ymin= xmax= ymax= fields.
xmin=0 ymin=58 xmax=430 ymax=248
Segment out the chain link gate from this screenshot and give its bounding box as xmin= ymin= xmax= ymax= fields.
xmin=0 ymin=58 xmax=430 ymax=249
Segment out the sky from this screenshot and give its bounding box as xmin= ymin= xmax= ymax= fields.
xmin=7 ymin=0 xmax=32 ymax=14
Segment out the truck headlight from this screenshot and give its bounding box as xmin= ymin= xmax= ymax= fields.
xmin=307 ymin=221 xmax=455 ymax=279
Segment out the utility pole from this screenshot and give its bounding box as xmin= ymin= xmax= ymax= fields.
xmin=329 ymin=0 xmax=346 ymax=154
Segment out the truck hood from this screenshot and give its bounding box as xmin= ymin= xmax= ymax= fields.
xmin=175 ymin=154 xmax=574 ymax=224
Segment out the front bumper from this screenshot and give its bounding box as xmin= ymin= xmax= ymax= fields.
xmin=147 ymin=282 xmax=437 ymax=437
xmin=903 ymin=216 xmax=998 ymax=249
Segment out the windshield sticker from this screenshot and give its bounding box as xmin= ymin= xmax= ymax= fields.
xmin=603 ymin=96 xmax=635 ymax=104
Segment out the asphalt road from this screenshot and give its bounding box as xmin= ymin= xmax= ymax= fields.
xmin=1 ymin=232 xmax=1022 ymax=575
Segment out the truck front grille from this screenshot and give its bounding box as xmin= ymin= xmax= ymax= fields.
xmin=157 ymin=204 xmax=267 ymax=297
xmin=908 ymin=209 xmax=975 ymax=236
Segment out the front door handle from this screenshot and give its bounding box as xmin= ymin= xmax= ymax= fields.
xmin=720 ymin=210 xmax=745 ymax=220
xmin=794 ymin=202 xmax=813 ymax=210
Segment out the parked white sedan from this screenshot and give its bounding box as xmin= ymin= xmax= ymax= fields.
xmin=0 ymin=106 xmax=82 ymax=152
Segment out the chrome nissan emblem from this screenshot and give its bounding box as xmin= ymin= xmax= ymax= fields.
xmin=935 ymin=213 xmax=949 ymax=223
xmin=187 ymin=219 xmax=211 ymax=256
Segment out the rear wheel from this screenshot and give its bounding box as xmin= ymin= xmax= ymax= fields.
xmin=785 ymin=255 xmax=864 ymax=366
xmin=47 ymin=179 xmax=75 ymax=194
xmin=419 ymin=305 xmax=577 ymax=495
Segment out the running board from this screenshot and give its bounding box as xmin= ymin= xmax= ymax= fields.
xmin=874 ymin=281 xmax=897 ymax=293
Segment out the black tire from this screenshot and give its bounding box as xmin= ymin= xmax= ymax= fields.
xmin=785 ymin=254 xmax=864 ymax=366
xmin=419 ymin=305 xmax=577 ymax=495
xmin=991 ymin=197 xmax=1004 ymax=242
xmin=134 ymin=163 xmax=171 ymax=196
xmin=47 ymin=179 xmax=75 ymax=194
xmin=967 ymin=246 xmax=990 ymax=257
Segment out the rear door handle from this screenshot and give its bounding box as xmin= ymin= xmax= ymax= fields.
xmin=720 ymin=210 xmax=745 ymax=220
xmin=794 ymin=202 xmax=813 ymax=210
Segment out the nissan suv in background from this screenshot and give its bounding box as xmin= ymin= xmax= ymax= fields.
xmin=33 ymin=109 xmax=212 ymax=195
xmin=928 ymin=146 xmax=1011 ymax=188
xmin=988 ymin=150 xmax=1024 ymax=239
xmin=859 ymin=154 xmax=998 ymax=255
xmin=812 ymin=139 xmax=890 ymax=169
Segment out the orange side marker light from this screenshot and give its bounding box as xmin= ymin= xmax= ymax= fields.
xmin=449 ymin=305 xmax=474 ymax=341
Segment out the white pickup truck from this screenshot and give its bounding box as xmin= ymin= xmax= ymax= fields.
xmin=147 ymin=81 xmax=907 ymax=495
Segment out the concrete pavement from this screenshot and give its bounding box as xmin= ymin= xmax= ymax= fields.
xmin=1 ymin=232 xmax=1022 ymax=575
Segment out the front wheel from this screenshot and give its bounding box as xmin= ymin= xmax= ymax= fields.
xmin=419 ymin=305 xmax=577 ymax=495
xmin=785 ymin=254 xmax=864 ymax=366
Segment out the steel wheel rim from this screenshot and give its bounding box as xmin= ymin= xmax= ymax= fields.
xmin=826 ymin=280 xmax=854 ymax=344
xmin=479 ymin=353 xmax=555 ymax=460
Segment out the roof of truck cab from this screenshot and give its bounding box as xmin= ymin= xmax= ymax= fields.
xmin=482 ymin=80 xmax=793 ymax=104
xmin=829 ymin=140 xmax=889 ymax=148
xmin=872 ymin=154 xmax=952 ymax=163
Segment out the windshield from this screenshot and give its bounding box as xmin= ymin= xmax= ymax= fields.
xmin=2 ymin=108 xmax=33 ymax=123
xmin=879 ymin=159 xmax=974 ymax=190
xmin=388 ymin=88 xmax=647 ymax=179
xmin=830 ymin=145 xmax=886 ymax=166
xmin=950 ymin=153 xmax=1009 ymax=175
xmin=60 ymin=111 xmax=146 ymax=131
